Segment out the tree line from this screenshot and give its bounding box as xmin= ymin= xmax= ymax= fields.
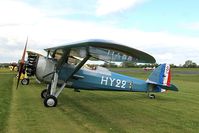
xmin=0 ymin=60 xmax=198 ymax=68
xmin=102 ymin=60 xmax=199 ymax=68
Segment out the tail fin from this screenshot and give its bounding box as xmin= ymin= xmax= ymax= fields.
xmin=146 ymin=64 xmax=178 ymax=92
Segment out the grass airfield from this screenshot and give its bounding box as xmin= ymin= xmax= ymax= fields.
xmin=0 ymin=68 xmax=199 ymax=133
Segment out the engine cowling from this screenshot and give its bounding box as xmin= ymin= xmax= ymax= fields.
xmin=35 ymin=56 xmax=56 ymax=83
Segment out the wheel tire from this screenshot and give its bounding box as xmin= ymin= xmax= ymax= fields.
xmin=44 ymin=95 xmax=57 ymax=107
xmin=74 ymin=88 xmax=80 ymax=92
xmin=21 ymin=78 xmax=29 ymax=85
xmin=41 ymin=89 xmax=48 ymax=99
xmin=149 ymin=94 xmax=156 ymax=99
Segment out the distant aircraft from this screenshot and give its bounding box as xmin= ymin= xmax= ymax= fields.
xmin=143 ymin=66 xmax=155 ymax=71
xmin=17 ymin=39 xmax=178 ymax=107
xmin=9 ymin=62 xmax=17 ymax=71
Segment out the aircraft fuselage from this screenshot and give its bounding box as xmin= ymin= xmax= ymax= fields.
xmin=58 ymin=64 xmax=148 ymax=92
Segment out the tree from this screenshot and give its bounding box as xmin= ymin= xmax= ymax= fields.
xmin=190 ymin=62 xmax=197 ymax=68
xmin=102 ymin=62 xmax=118 ymax=68
xmin=170 ymin=64 xmax=177 ymax=68
xmin=183 ymin=60 xmax=197 ymax=68
xmin=121 ymin=61 xmax=137 ymax=68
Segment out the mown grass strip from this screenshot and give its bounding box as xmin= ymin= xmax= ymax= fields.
xmin=6 ymin=79 xmax=96 ymax=133
xmin=0 ymin=73 xmax=14 ymax=132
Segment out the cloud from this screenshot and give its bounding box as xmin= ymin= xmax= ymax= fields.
xmin=0 ymin=0 xmax=199 ymax=65
xmin=182 ymin=22 xmax=199 ymax=30
xmin=96 ymin=0 xmax=146 ymax=16
xmin=1 ymin=17 xmax=199 ymax=65
xmin=0 ymin=0 xmax=44 ymax=26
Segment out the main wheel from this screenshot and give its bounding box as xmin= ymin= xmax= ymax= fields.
xmin=21 ymin=78 xmax=29 ymax=85
xmin=44 ymin=95 xmax=57 ymax=107
xmin=41 ymin=89 xmax=48 ymax=99
xmin=149 ymin=94 xmax=156 ymax=99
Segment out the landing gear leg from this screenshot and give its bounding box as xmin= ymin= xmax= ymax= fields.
xmin=147 ymin=85 xmax=155 ymax=99
xmin=43 ymin=73 xmax=66 ymax=107
xmin=43 ymin=54 xmax=91 ymax=107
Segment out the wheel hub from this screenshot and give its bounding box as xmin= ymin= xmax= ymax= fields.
xmin=47 ymin=98 xmax=55 ymax=106
xmin=22 ymin=79 xmax=28 ymax=84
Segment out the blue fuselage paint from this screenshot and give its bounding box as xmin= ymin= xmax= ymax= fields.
xmin=58 ymin=65 xmax=148 ymax=92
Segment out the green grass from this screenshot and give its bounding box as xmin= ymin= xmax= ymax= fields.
xmin=0 ymin=68 xmax=199 ymax=133
xmin=0 ymin=72 xmax=14 ymax=132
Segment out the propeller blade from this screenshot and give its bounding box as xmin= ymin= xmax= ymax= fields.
xmin=16 ymin=63 xmax=24 ymax=89
xmin=16 ymin=37 xmax=28 ymax=89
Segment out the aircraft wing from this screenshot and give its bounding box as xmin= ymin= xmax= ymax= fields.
xmin=44 ymin=39 xmax=156 ymax=63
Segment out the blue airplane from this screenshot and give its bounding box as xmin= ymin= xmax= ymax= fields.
xmin=17 ymin=39 xmax=178 ymax=107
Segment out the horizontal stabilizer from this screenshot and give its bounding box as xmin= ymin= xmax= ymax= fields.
xmin=156 ymin=84 xmax=179 ymax=91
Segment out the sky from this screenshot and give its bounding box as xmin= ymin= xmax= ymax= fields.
xmin=0 ymin=0 xmax=199 ymax=65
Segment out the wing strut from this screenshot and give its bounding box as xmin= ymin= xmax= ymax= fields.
xmin=65 ymin=54 xmax=91 ymax=82
xmin=48 ymin=53 xmax=91 ymax=98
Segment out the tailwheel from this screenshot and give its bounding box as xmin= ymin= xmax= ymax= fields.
xmin=21 ymin=78 xmax=29 ymax=85
xmin=41 ymin=89 xmax=49 ymax=99
xmin=149 ymin=94 xmax=156 ymax=99
xmin=74 ymin=88 xmax=80 ymax=92
xmin=44 ymin=95 xmax=57 ymax=107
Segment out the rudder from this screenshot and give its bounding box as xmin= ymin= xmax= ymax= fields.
xmin=147 ymin=63 xmax=170 ymax=85
xmin=146 ymin=64 xmax=178 ymax=92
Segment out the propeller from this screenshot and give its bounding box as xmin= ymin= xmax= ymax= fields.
xmin=16 ymin=37 xmax=28 ymax=89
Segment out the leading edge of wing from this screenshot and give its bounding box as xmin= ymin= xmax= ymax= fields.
xmin=44 ymin=39 xmax=156 ymax=63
